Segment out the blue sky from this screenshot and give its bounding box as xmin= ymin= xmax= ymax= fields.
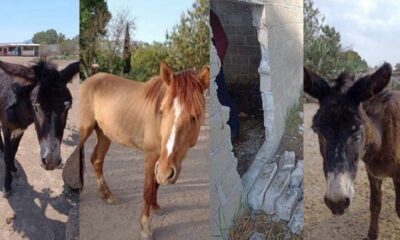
xmin=315 ymin=0 xmax=400 ymax=67
xmin=107 ymin=0 xmax=194 ymax=43
xmin=0 ymin=0 xmax=79 ymax=43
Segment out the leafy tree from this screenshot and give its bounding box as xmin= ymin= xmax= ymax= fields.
xmin=165 ymin=0 xmax=209 ymax=71
xmin=101 ymin=9 xmax=135 ymax=74
xmin=304 ymin=0 xmax=368 ymax=80
xmin=130 ymin=42 xmax=169 ymax=81
xmin=60 ymin=35 xmax=79 ymax=56
xmin=32 ymin=29 xmax=65 ymax=44
xmin=123 ymin=23 xmax=131 ymax=74
xmin=80 ymin=0 xmax=111 ymax=78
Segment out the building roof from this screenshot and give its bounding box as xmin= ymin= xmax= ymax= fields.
xmin=0 ymin=43 xmax=40 ymax=47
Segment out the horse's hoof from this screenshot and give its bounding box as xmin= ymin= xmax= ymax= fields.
xmin=104 ymin=195 xmax=118 ymax=205
xmin=152 ymin=206 xmax=164 ymax=216
xmin=140 ymin=231 xmax=153 ymax=240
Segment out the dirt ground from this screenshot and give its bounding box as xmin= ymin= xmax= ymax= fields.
xmin=234 ymin=117 xmax=265 ymax=177
xmin=304 ymin=103 xmax=400 ymax=240
xmin=80 ymin=107 xmax=210 ymax=240
xmin=0 ymin=57 xmax=79 ymax=240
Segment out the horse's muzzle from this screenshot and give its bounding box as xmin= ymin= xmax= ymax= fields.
xmin=154 ymin=161 xmax=178 ymax=185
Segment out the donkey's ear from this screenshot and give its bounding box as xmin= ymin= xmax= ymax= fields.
xmin=347 ymin=63 xmax=392 ymax=103
xmin=0 ymin=60 xmax=35 ymax=86
xmin=198 ymin=66 xmax=210 ymax=91
xmin=60 ymin=61 xmax=80 ymax=84
xmin=160 ymin=62 xmax=173 ymax=86
xmin=304 ymin=67 xmax=330 ymax=100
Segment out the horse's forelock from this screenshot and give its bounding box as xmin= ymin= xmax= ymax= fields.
xmin=169 ymin=70 xmax=205 ymax=121
xmin=145 ymin=70 xmax=205 ymax=121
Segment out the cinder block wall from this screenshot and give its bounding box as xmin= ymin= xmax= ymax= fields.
xmin=264 ymin=0 xmax=303 ymax=144
xmin=210 ymin=0 xmax=261 ymax=86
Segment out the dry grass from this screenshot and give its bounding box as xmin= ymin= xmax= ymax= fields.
xmin=230 ymin=212 xmax=303 ymax=240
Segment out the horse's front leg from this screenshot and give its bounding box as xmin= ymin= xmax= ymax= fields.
xmin=394 ymin=178 xmax=400 ymax=218
xmin=140 ymin=152 xmax=159 ymax=239
xmin=365 ymin=173 xmax=383 ymax=240
xmin=2 ymin=128 xmax=13 ymax=197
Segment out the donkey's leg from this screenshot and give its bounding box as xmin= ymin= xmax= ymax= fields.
xmin=394 ymin=178 xmax=400 ymax=218
xmin=91 ymin=128 xmax=116 ymax=204
xmin=140 ymin=152 xmax=159 ymax=239
xmin=10 ymin=131 xmax=24 ymax=174
xmin=2 ymin=128 xmax=13 ymax=197
xmin=0 ymin=130 xmax=4 ymax=152
xmin=366 ymin=173 xmax=383 ymax=240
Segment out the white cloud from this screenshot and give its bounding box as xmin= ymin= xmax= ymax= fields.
xmin=315 ymin=0 xmax=400 ymax=67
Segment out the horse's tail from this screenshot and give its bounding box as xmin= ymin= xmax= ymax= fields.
xmin=79 ymin=145 xmax=85 ymax=190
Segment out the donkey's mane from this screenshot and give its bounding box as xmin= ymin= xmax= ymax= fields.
xmin=332 ymin=72 xmax=355 ymax=93
xmin=32 ymin=58 xmax=62 ymax=87
xmin=145 ymin=69 xmax=205 ymax=121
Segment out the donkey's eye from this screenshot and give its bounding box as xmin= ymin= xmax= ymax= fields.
xmin=64 ymin=101 xmax=71 ymax=110
xmin=312 ymin=125 xmax=320 ymax=133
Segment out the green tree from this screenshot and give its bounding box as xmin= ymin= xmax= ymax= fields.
xmin=304 ymin=0 xmax=368 ymax=79
xmin=80 ymin=0 xmax=111 ymax=78
xmin=165 ymin=0 xmax=209 ymax=71
xmin=123 ymin=23 xmax=131 ymax=74
xmin=130 ymin=42 xmax=169 ymax=81
xmin=32 ymin=29 xmax=65 ymax=44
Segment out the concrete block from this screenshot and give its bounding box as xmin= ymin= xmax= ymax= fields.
xmin=262 ymin=168 xmax=291 ymax=214
xmin=290 ymin=160 xmax=303 ymax=188
xmin=249 ymin=232 xmax=265 ymax=240
xmin=248 ymin=163 xmax=278 ymax=211
xmin=275 ymin=188 xmax=301 ymax=221
xmin=279 ymin=151 xmax=295 ymax=169
xmin=288 ymin=200 xmax=303 ymax=234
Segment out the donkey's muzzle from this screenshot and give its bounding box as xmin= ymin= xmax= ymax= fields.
xmin=324 ymin=196 xmax=350 ymax=215
xmin=40 ymin=142 xmax=62 ymax=170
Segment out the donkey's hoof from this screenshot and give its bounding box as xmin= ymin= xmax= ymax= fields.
xmin=140 ymin=230 xmax=153 ymax=240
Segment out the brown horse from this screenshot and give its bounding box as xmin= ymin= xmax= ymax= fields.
xmin=79 ymin=62 xmax=209 ymax=239
xmin=304 ymin=63 xmax=400 ymax=240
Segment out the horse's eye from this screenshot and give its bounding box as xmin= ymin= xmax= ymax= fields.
xmin=190 ymin=116 xmax=197 ymax=123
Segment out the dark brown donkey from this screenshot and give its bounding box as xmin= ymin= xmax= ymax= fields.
xmin=0 ymin=59 xmax=79 ymax=197
xmin=304 ymin=63 xmax=400 ymax=240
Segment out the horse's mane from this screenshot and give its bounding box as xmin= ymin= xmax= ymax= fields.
xmin=145 ymin=69 xmax=205 ymax=121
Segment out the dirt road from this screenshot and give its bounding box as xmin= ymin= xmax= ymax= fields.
xmin=80 ymin=107 xmax=210 ymax=239
xmin=304 ymin=103 xmax=400 ymax=240
xmin=0 ymin=57 xmax=79 ymax=240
